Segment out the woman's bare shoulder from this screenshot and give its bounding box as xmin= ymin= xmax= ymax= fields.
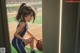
xmin=20 ymin=22 xmax=26 ymax=28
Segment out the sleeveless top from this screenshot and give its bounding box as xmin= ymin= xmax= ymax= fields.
xmin=13 ymin=19 xmax=28 ymax=40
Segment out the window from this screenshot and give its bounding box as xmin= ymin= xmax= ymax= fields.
xmin=6 ymin=0 xmax=42 ymax=53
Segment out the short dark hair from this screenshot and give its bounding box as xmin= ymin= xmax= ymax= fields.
xmin=16 ymin=3 xmax=36 ymax=22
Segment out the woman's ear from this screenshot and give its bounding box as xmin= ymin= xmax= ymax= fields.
xmin=21 ymin=15 xmax=26 ymax=22
xmin=21 ymin=15 xmax=23 ymax=20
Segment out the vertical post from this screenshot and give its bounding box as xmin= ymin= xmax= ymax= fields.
xmin=77 ymin=3 xmax=80 ymax=53
xmin=0 ymin=6 xmax=5 ymax=47
xmin=43 ymin=0 xmax=60 ymax=53
xmin=0 ymin=0 xmax=11 ymax=53
xmin=61 ymin=1 xmax=79 ymax=53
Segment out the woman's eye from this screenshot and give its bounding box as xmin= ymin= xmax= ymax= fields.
xmin=30 ymin=15 xmax=33 ymax=17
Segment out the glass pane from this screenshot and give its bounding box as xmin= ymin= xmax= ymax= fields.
xmin=6 ymin=0 xmax=42 ymax=53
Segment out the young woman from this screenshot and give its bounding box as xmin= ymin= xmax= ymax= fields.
xmin=12 ymin=3 xmax=36 ymax=53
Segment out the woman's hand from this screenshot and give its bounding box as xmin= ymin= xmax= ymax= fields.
xmin=23 ymin=39 xmax=28 ymax=46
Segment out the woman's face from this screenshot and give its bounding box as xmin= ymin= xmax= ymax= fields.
xmin=25 ymin=12 xmax=33 ymax=22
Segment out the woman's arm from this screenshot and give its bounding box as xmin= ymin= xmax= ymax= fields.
xmin=27 ymin=31 xmax=37 ymax=41
xmin=14 ymin=22 xmax=26 ymax=41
